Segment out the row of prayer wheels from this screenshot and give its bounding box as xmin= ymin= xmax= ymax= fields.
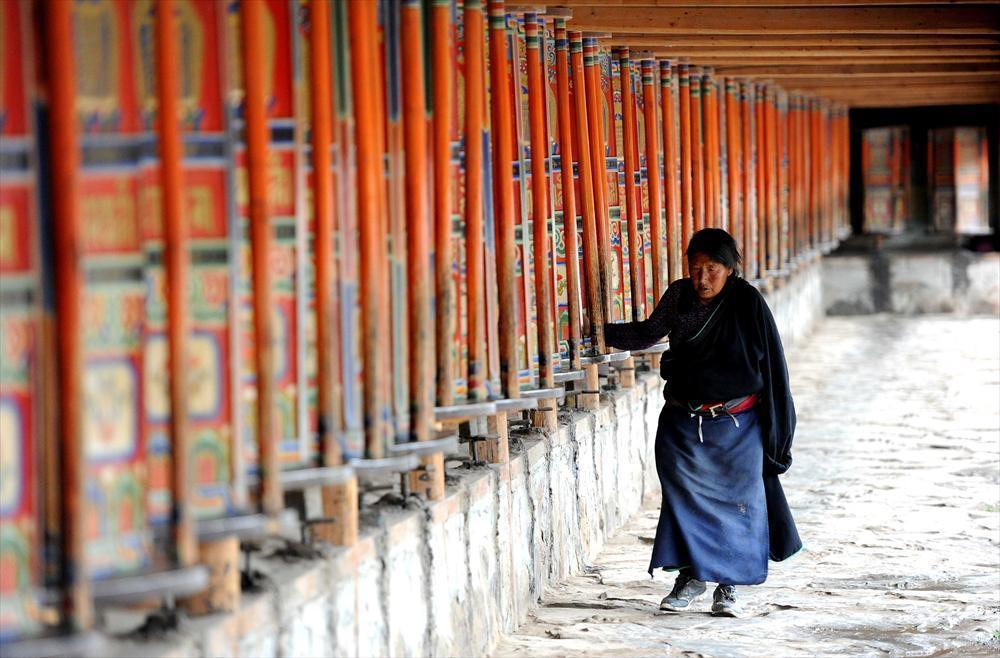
xmin=0 ymin=0 xmax=847 ymax=650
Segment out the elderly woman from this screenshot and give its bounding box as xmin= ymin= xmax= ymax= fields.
xmin=605 ymin=228 xmax=801 ymax=618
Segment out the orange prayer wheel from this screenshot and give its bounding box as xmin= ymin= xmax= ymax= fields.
xmin=241 ymin=0 xmax=283 ymax=505
xmin=525 ymin=15 xmax=556 ymax=387
xmin=433 ymin=0 xmax=456 ymax=406
xmin=583 ymin=36 xmax=611 ymax=318
xmin=43 ymin=0 xmax=93 ymax=630
xmin=617 ymin=47 xmax=644 ymax=319
xmin=642 ymin=59 xmax=665 ymax=300
xmin=401 ymin=0 xmax=435 ymax=435
xmin=569 ymin=31 xmax=605 ymax=353
xmin=678 ymin=63 xmax=694 ymax=272
xmin=690 ymin=67 xmax=705 ymax=234
xmin=724 ymin=77 xmax=743 ymax=262
xmin=155 ymin=0 xmax=197 ymax=566
xmin=488 ymin=0 xmax=521 ymax=395
xmin=554 ymin=20 xmax=583 ymax=367
xmin=464 ymin=0 xmax=487 ymax=400
xmin=659 ymin=60 xmax=681 ymax=284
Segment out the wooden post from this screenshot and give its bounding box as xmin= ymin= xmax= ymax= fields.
xmin=310 ymin=0 xmax=341 ymax=470
xmin=702 ymin=69 xmax=717 ymax=229
xmin=725 ymin=77 xmax=743 ymax=262
xmin=155 ymin=0 xmax=197 ymax=568
xmin=554 ymin=20 xmax=583 ymax=371
xmin=569 ymin=31 xmax=605 ymax=355
xmin=306 ymin=0 xmax=359 ymax=543
xmin=642 ymin=59 xmax=665 ymax=301
xmin=525 ymin=15 xmax=558 ymax=430
xmin=616 ymin=47 xmax=639 ymax=388
xmin=489 ymin=0 xmax=520 ymax=400
xmin=569 ymin=31 xmax=604 ymax=411
xmin=807 ymin=98 xmax=822 ymax=249
xmin=179 ymin=536 xmax=240 ymax=615
xmin=618 ymin=48 xmax=643 ymax=321
xmin=823 ymin=103 xmax=835 ymax=244
xmin=465 ymin=0 xmax=488 ymax=403
xmin=644 ymin=58 xmax=665 ymax=370
xmin=777 ymin=89 xmax=789 ymax=271
xmin=349 ymin=0 xmax=390 ymax=458
xmin=678 ymin=64 xmax=693 ymax=272
xmin=740 ymin=81 xmax=758 ymax=281
xmin=754 ymin=83 xmax=767 ymax=280
xmin=43 ymin=0 xmax=92 ymax=631
xmin=764 ymin=84 xmax=779 ymax=277
xmin=401 ymin=0 xmax=446 ymax=499
xmin=584 ymin=37 xmax=611 ymax=318
xmin=690 ymin=67 xmax=705 ymax=234
xmin=787 ymin=94 xmax=798 ymax=262
xmin=433 ymin=0 xmax=456 ymax=408
xmin=241 ymin=0 xmax=282 ymax=510
xmin=659 ymin=61 xmax=681 ymax=285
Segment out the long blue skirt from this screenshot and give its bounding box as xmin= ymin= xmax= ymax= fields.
xmin=650 ymin=405 xmax=771 ymax=585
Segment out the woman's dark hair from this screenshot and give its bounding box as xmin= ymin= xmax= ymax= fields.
xmin=685 ymin=228 xmax=742 ymax=277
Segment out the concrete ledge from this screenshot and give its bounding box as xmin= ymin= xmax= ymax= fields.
xmin=824 ymin=250 xmax=999 ymax=316
xmin=98 ymin=258 xmax=825 ymax=658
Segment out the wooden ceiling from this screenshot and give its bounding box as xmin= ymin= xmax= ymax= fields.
xmin=542 ymin=1 xmax=1000 ymax=107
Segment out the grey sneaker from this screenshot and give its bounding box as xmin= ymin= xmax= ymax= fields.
xmin=711 ymin=584 xmax=744 ymax=618
xmin=659 ymin=572 xmax=707 ymax=612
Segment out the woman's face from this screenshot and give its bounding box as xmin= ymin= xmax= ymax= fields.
xmin=688 ymin=252 xmax=733 ymax=303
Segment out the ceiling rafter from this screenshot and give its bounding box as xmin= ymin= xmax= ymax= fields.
xmin=544 ymin=2 xmax=1000 ymax=106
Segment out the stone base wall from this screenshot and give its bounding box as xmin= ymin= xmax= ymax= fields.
xmin=823 ymin=251 xmax=1000 ymax=315
xmin=106 ymin=259 xmax=824 ymax=658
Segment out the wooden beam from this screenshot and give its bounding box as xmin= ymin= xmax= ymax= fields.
xmin=812 ymin=83 xmax=1000 ymax=95
xmin=548 ymin=0 xmax=999 ymax=5
xmin=770 ymin=74 xmax=1000 ymax=87
xmin=847 ymin=96 xmax=1000 ymax=107
xmin=714 ymin=63 xmax=1000 ymax=75
xmin=566 ymin=7 xmax=1000 ymax=35
xmin=633 ymin=46 xmax=1000 ymax=58
xmin=663 ymin=56 xmax=998 ymax=65
xmin=606 ymin=35 xmax=1000 ymax=47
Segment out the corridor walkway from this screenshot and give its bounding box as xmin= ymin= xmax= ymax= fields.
xmin=494 ymin=316 xmax=1000 ymax=657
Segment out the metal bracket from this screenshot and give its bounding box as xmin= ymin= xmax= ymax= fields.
xmin=605 ymin=350 xmax=631 ymax=363
xmin=434 ymin=400 xmax=498 ymax=422
xmin=579 ymin=353 xmax=611 ymax=366
xmin=348 ymin=454 xmax=421 ymax=481
xmin=520 ymin=386 xmax=566 ymax=401
xmin=553 ymin=369 xmax=586 ymax=383
xmin=630 ymin=341 xmax=670 ymax=355
xmin=0 ymin=630 xmax=106 ymax=658
xmin=388 ymin=434 xmax=460 ymax=458
xmin=91 ymin=564 xmax=210 ymax=607
xmin=494 ymin=397 xmax=538 ymax=412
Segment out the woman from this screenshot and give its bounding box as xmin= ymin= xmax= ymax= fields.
xmin=605 ymin=228 xmax=801 ymax=618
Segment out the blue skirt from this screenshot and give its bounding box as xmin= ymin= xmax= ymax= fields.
xmin=650 ymin=405 xmax=795 ymax=585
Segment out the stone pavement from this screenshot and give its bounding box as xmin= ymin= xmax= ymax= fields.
xmin=493 ymin=316 xmax=1000 ymax=658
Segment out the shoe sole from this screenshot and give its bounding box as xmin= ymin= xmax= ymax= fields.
xmin=711 ymin=608 xmax=743 ymax=618
xmin=659 ymin=591 xmax=706 ymax=612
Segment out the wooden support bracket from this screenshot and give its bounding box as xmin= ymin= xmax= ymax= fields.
xmin=619 ymin=356 xmax=637 ymax=388
xmin=312 ymin=477 xmax=360 ymax=547
xmin=580 ymin=363 xmax=601 ymax=410
xmin=481 ymin=411 xmax=510 ymax=465
xmin=180 ymin=536 xmax=240 ymax=616
xmin=530 ymin=401 xmax=558 ymax=432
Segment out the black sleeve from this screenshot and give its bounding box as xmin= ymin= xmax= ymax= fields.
xmin=752 ymin=292 xmax=796 ymax=475
xmin=604 ymin=283 xmax=677 ymax=351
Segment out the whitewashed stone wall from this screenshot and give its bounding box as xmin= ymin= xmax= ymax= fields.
xmin=823 ymin=251 xmax=1000 ymax=315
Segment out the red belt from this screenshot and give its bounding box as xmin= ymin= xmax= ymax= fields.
xmin=690 ymin=393 xmax=758 ymax=418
